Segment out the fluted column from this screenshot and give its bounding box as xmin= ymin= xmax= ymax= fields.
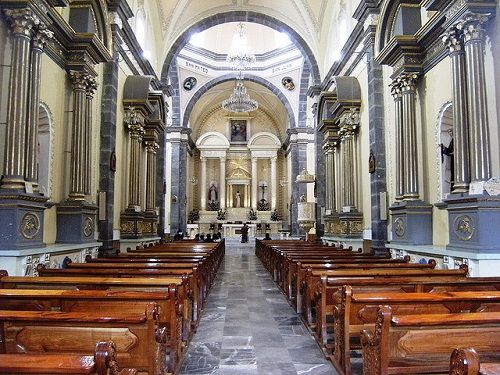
xmin=1 ymin=9 xmax=37 ymax=190
xmin=339 ymin=109 xmax=360 ymax=210
xmin=399 ymin=73 xmax=420 ymax=200
xmin=333 ymin=144 xmax=341 ymax=213
xmin=200 ymin=157 xmax=207 ymax=210
xmin=324 ymin=145 xmax=335 ymax=212
xmin=68 ymin=71 xmax=89 ymax=200
xmin=145 ymin=141 xmax=158 ymax=212
xmin=25 ymin=24 xmax=52 ymax=192
xmin=219 ymin=158 xmax=226 ymax=209
xmin=125 ymin=109 xmax=145 ymax=209
xmin=443 ymin=27 xmax=470 ymax=193
xmin=458 ymin=13 xmax=492 ymax=184
xmin=391 ymin=80 xmax=404 ymax=200
xmin=270 ymin=156 xmax=277 ymax=210
xmin=84 ymin=78 xmax=97 ymax=196
xmin=251 ymin=158 xmax=258 ymax=210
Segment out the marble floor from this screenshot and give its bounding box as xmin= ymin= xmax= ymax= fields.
xmin=179 ymin=238 xmax=340 ymax=375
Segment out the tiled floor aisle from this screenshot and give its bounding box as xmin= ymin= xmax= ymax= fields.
xmin=179 ymin=239 xmax=338 ymax=375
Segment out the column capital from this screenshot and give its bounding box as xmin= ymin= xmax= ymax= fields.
xmin=389 ymin=79 xmax=402 ymax=99
xmin=397 ymin=72 xmax=419 ymax=94
xmin=456 ymin=12 xmax=491 ymax=43
xmin=85 ymin=77 xmax=98 ymax=99
xmin=442 ymin=27 xmax=464 ymax=54
xmin=32 ymin=24 xmax=53 ymax=51
xmin=124 ymin=107 xmax=145 ymax=136
xmin=145 ymin=140 xmax=159 ymax=153
xmin=68 ymin=70 xmax=91 ymax=91
xmin=339 ymin=108 xmax=360 ymax=140
xmin=3 ymin=8 xmax=38 ymax=37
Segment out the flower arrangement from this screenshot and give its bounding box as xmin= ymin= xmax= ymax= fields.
xmin=188 ymin=209 xmax=200 ymax=223
xmin=248 ymin=208 xmax=257 ymax=220
xmin=270 ymin=209 xmax=282 ymax=221
xmin=217 ymin=209 xmax=226 ymax=220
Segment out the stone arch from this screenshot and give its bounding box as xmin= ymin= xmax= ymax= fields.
xmin=195 ymin=131 xmax=230 ymax=149
xmin=183 ymin=74 xmax=296 ymax=129
xmin=160 ymin=11 xmax=321 ymax=87
xmin=248 ymin=132 xmax=281 ymax=149
xmin=38 ymin=102 xmax=54 ymax=197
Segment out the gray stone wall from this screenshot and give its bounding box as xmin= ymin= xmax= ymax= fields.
xmin=98 ymin=50 xmax=119 ymax=254
xmin=365 ymin=30 xmax=388 ymax=255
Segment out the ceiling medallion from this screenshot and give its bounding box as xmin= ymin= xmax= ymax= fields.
xmin=282 ymin=76 xmax=295 ymax=90
xmin=183 ymin=76 xmax=197 ymax=91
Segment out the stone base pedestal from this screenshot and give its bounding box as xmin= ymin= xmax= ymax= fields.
xmin=445 ymin=195 xmax=500 ymax=252
xmin=142 ymin=211 xmax=158 ymax=236
xmin=57 ymin=201 xmax=98 ymax=243
xmin=120 ymin=208 xmax=145 ymax=239
xmin=389 ymin=200 xmax=432 ymax=245
xmin=324 ymin=212 xmax=363 ymax=238
xmin=0 ymin=193 xmax=47 ymax=249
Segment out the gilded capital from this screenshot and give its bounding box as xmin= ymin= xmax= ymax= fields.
xmin=3 ymin=8 xmax=39 ymax=37
xmin=456 ymin=13 xmax=490 ymax=42
xmin=389 ymin=80 xmax=402 ymax=99
xmin=398 ymin=73 xmax=419 ymax=94
xmin=124 ymin=108 xmax=145 ymax=135
xmin=442 ymin=27 xmax=463 ymax=54
xmin=86 ymin=78 xmax=98 ymax=99
xmin=69 ymin=70 xmax=90 ymax=91
xmin=32 ymin=24 xmax=53 ymax=51
xmin=145 ymin=140 xmax=159 ymax=153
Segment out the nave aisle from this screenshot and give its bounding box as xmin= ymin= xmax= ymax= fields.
xmin=180 ymin=238 xmax=341 ymax=375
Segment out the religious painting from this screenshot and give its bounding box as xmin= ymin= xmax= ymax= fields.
xmin=230 ymin=119 xmax=247 ymax=143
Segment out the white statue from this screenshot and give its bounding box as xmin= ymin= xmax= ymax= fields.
xmin=208 ymin=182 xmax=218 ymax=202
xmin=235 ymin=191 xmax=241 ymax=208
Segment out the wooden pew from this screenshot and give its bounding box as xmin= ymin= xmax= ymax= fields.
xmin=0 ymin=273 xmax=194 ymax=340
xmin=449 ymin=348 xmax=500 ymax=375
xmin=36 ymin=264 xmax=204 ymax=323
xmin=313 ymin=276 xmax=500 ymax=351
xmin=300 ymin=266 xmax=469 ymax=320
xmin=0 ymin=288 xmax=184 ymax=374
xmin=0 ymin=306 xmax=162 ymax=374
xmin=0 ymin=341 xmax=137 ymax=374
xmin=337 ymin=290 xmax=500 ymax=375
xmin=360 ymin=307 xmax=500 ymax=375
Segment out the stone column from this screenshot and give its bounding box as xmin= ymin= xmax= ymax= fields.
xmin=399 ymin=73 xmax=420 ymax=200
xmin=443 ymin=27 xmax=470 ymax=193
xmin=84 ymin=78 xmax=97 ymax=195
xmin=1 ymin=9 xmax=37 ymax=190
xmin=219 ymin=158 xmax=226 ymax=209
xmin=270 ymin=156 xmax=277 ymax=210
xmin=200 ymin=157 xmax=207 ymax=210
xmin=339 ymin=109 xmax=360 ymax=210
xmin=68 ymin=71 xmax=90 ymax=201
xmin=125 ymin=109 xmax=145 ymax=209
xmin=251 ymin=158 xmax=258 ymax=210
xmin=323 ymin=145 xmax=332 ymax=212
xmin=145 ymin=141 xmax=158 ymax=213
xmin=458 ymin=13 xmax=492 ymax=184
xmin=228 ymin=184 xmax=233 ymax=208
xmin=391 ymin=79 xmax=404 ymax=200
xmin=25 ymin=24 xmax=52 ymax=192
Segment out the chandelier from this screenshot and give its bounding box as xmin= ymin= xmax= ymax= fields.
xmin=221 ymin=78 xmax=259 ymax=112
xmin=226 ymin=22 xmax=256 ymax=71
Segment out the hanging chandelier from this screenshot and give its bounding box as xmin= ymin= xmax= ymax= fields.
xmin=226 ymin=22 xmax=256 ymax=71
xmin=221 ymin=78 xmax=259 ymax=113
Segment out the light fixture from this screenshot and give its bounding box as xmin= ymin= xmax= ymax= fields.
xmin=226 ymin=22 xmax=256 ymax=71
xmin=221 ymin=78 xmax=258 ymax=113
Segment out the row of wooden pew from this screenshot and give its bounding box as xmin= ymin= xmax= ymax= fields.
xmin=255 ymin=239 xmax=500 ymax=375
xmin=0 ymin=239 xmax=225 ymax=375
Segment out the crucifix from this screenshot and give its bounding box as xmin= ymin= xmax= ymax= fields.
xmin=259 ymin=182 xmax=268 ymax=202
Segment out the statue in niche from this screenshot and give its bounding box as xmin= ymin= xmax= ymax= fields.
xmin=235 ymin=191 xmax=241 ymax=208
xmin=439 ymin=128 xmax=454 ymax=193
xmin=208 ymin=182 xmax=218 ymax=202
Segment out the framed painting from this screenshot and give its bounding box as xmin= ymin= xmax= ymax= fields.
xmin=230 ymin=119 xmax=247 ymax=143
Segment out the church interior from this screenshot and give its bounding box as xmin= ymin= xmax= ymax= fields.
xmin=1 ymin=0 xmax=500 ymax=374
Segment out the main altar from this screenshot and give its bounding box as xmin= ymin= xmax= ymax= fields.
xmin=186 ymin=125 xmax=287 ymax=238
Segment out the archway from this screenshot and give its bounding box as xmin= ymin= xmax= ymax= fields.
xmin=437 ymin=102 xmax=453 ymax=200
xmin=38 ymin=102 xmax=54 ymax=197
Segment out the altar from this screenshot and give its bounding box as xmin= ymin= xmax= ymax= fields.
xmin=222 ymin=223 xmax=256 ymax=238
